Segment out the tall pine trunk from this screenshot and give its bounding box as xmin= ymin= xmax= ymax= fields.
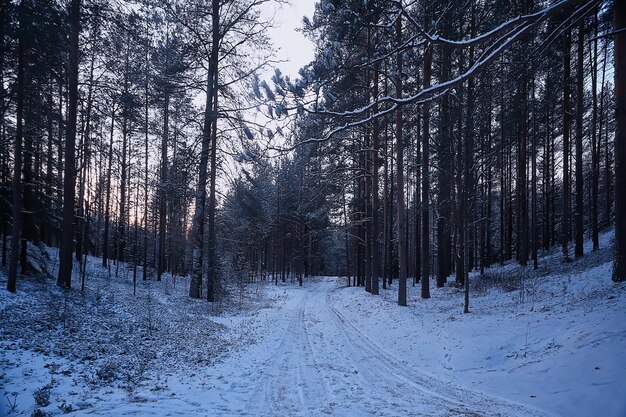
xmin=117 ymin=45 xmax=131 ymax=268
xmin=158 ymin=91 xmax=169 ymax=280
xmin=464 ymin=5 xmax=476 ymax=312
xmin=206 ymin=0 xmax=221 ymax=301
xmin=57 ymin=0 xmax=80 ymax=289
xmin=590 ymin=9 xmax=599 ymax=251
xmin=206 ymin=85 xmax=219 ymax=301
xmin=365 ymin=29 xmax=372 ymax=294
xmin=76 ymin=19 xmax=98 ymax=263
xmin=421 ymin=12 xmax=431 ymax=300
xmin=371 ymin=62 xmax=380 ymax=295
xmin=532 ymin=72 xmax=538 ymax=269
xmin=437 ymin=48 xmax=452 ymax=288
xmin=102 ymin=106 xmax=115 ymax=268
xmin=562 ymin=29 xmax=572 ymax=261
xmin=190 ymin=0 xmax=220 ymax=299
xmin=515 ymin=0 xmax=531 ymax=267
xmin=143 ymin=25 xmax=150 ymax=282
xmin=382 ymin=100 xmax=389 ymax=290
xmin=574 ymin=19 xmax=585 ymax=258
xmin=7 ymin=0 xmax=26 ymax=292
xmin=395 ymin=13 xmax=407 ymax=306
xmin=613 ymin=0 xmax=626 ymax=281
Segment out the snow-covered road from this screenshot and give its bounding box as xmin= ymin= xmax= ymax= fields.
xmin=186 ymin=278 xmax=551 ymax=417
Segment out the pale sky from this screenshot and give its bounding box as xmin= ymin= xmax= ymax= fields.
xmin=266 ymin=0 xmax=317 ymax=80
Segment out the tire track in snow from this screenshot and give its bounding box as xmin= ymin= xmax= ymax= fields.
xmin=316 ymin=284 xmax=458 ymax=416
xmin=244 ymin=286 xmax=331 ymax=417
xmin=296 ymin=280 xmax=452 ymax=416
xmin=244 ymin=289 xmax=307 ymax=417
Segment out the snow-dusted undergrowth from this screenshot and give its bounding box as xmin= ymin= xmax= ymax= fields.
xmin=0 ymin=246 xmax=280 ymax=416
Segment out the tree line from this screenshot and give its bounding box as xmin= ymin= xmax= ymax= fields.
xmin=1 ymin=0 xmax=625 ymax=309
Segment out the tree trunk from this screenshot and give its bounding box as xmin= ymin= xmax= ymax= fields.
xmin=613 ymin=0 xmax=626 ymax=281
xmin=385 ymin=65 xmax=394 ymax=288
xmin=382 ymin=99 xmax=388 ymax=290
xmin=421 ymin=13 xmax=431 ymax=299
xmin=598 ymin=40 xmax=609 ymax=231
xmin=604 ymin=65 xmax=611 ymax=228
xmin=371 ymin=62 xmax=380 ymax=295
xmin=395 ymin=14 xmax=407 ymax=306
xmin=0 ymin=0 xmax=6 ymax=263
xmin=456 ymin=84 xmax=465 ymax=286
xmin=343 ymin=189 xmax=351 ymax=285
xmin=117 ymin=45 xmax=131 ymax=268
xmin=591 ymin=9 xmax=599 ymax=251
xmin=516 ymin=85 xmax=528 ymax=267
xmin=463 ymin=6 xmax=476 ymax=312
xmin=485 ymin=94 xmax=493 ymax=269
xmin=2 ymin=142 xmax=7 ymax=267
xmin=499 ymin=87 xmax=506 ymax=264
xmin=44 ymin=83 xmax=54 ymax=245
xmin=365 ymin=30 xmax=372 ymax=293
xmin=158 ymin=93 xmax=169 ymax=280
xmin=205 ymin=0 xmax=221 ymax=302
xmin=543 ymin=85 xmax=552 ymax=251
xmin=132 ymin=171 xmax=139 ymax=295
xmin=76 ymin=19 xmax=97 ymax=263
xmin=574 ymin=19 xmax=584 ymax=258
xmin=532 ymin=72 xmax=538 ymax=269
xmin=102 ymin=106 xmax=115 ymax=268
xmin=191 ymin=0 xmax=220 ymax=299
xmin=57 ymin=0 xmax=80 ymax=289
xmin=57 ymin=69 xmax=64 ymax=226
xmin=515 ymin=0 xmax=530 ymax=266
xmin=143 ymin=23 xmax=151 ymax=282
xmin=207 ymin=83 xmax=219 ymax=301
xmin=357 ymin=134 xmax=365 ymax=287
xmin=562 ymin=29 xmax=571 ymax=261
xmin=7 ymin=0 xmax=26 ymax=292
xmin=437 ymin=47 xmax=452 ymax=288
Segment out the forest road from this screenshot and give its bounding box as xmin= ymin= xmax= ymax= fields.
xmin=237 ymin=278 xmax=553 ymax=417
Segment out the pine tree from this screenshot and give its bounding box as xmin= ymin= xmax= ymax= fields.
xmin=57 ymin=0 xmax=80 ymax=289
xmin=614 ymin=0 xmax=626 ymax=282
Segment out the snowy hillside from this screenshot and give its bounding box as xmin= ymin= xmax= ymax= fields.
xmin=1 ymin=231 xmax=625 ymax=417
xmin=331 ymin=230 xmax=626 ymax=417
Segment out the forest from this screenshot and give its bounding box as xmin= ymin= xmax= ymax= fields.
xmin=1 ymin=0 xmax=625 ymax=416
xmin=1 ymin=0 xmax=625 ymax=302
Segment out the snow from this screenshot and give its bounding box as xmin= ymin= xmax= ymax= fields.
xmin=331 ymin=231 xmax=626 ymax=417
xmin=1 ymin=230 xmax=625 ymax=416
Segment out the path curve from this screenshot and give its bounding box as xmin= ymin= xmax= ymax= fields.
xmin=237 ymin=278 xmax=552 ymax=417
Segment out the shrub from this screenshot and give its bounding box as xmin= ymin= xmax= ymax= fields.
xmin=33 ymin=383 xmax=52 ymax=407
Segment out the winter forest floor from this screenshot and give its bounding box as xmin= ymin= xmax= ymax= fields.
xmin=1 ymin=231 xmax=625 ymax=417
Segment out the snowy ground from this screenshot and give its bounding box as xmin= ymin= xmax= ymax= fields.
xmin=1 ymin=232 xmax=625 ymax=417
